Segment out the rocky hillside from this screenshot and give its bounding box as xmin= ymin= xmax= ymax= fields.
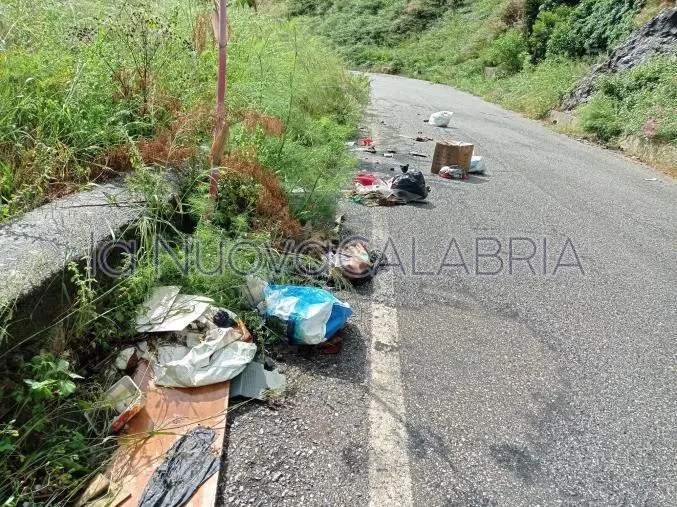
xmin=563 ymin=6 xmax=677 ymax=109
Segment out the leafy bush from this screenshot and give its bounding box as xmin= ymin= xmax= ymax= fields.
xmin=501 ymin=0 xmax=526 ymax=27
xmin=489 ymin=28 xmax=528 ymax=74
xmin=579 ymin=95 xmax=623 ymax=141
xmin=0 ymin=352 xmax=116 ymax=504
xmin=529 ymin=6 xmax=572 ymax=62
xmin=0 ymin=0 xmax=367 ymax=221
xmin=550 ymin=0 xmax=642 ymax=57
xmin=580 ymin=56 xmax=677 ymax=142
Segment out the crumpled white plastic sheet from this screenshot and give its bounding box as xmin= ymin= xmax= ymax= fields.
xmin=133 ymin=286 xmax=257 ymax=388
xmin=153 ymin=328 xmax=257 ymax=388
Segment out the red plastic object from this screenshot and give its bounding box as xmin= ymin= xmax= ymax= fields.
xmin=353 ymin=174 xmax=379 ymax=186
xmin=356 ymin=137 xmax=373 ymax=146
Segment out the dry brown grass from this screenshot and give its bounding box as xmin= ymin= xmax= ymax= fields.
xmin=137 ymin=102 xmax=212 ymax=166
xmin=221 ymin=152 xmax=302 ymax=238
xmin=242 ymin=110 xmax=285 ymax=137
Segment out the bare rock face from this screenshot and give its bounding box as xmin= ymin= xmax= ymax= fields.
xmin=561 ymin=7 xmax=677 ymax=111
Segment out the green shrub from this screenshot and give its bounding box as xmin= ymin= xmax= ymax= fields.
xmin=579 ymin=95 xmax=623 ymax=141
xmin=580 ymin=56 xmax=677 ymax=143
xmin=529 ymin=6 xmax=572 ymax=62
xmin=489 ymin=29 xmax=528 ymax=74
xmin=553 ymin=0 xmax=642 ymax=57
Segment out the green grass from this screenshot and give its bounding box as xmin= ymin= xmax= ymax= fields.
xmin=0 ymin=0 xmax=367 ymax=220
xmin=579 ymin=55 xmax=677 ymax=143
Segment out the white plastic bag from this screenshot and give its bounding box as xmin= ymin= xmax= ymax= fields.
xmin=429 ymin=111 xmax=454 ymax=127
xmin=469 ymin=155 xmax=486 ymax=174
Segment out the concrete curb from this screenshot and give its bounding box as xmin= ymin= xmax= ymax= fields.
xmin=0 ymin=182 xmax=143 ymax=337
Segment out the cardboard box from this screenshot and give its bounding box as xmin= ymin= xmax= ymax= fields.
xmin=431 ymin=141 xmax=474 ymax=175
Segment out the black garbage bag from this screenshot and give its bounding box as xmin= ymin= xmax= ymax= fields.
xmin=138 ymin=426 xmax=220 ymax=507
xmin=391 ymin=171 xmax=429 ymax=202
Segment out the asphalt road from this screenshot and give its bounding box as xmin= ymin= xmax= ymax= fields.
xmin=222 ymin=73 xmax=677 ymax=506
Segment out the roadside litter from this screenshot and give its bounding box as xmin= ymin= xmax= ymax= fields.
xmin=469 ymin=155 xmax=486 ymax=174
xmin=103 ymin=376 xmax=145 ymax=433
xmin=230 ymin=361 xmax=286 ymax=400
xmin=105 ymin=360 xmax=229 ymax=506
xmin=326 ymin=239 xmax=374 ymax=283
xmin=348 ymin=171 xmax=429 ymax=206
xmin=429 ymin=111 xmax=454 ymax=127
xmin=74 ymin=474 xmax=130 ymax=507
xmin=246 ymin=277 xmax=352 ymax=345
xmin=391 ymin=171 xmax=430 ymax=202
xmin=410 ymin=151 xmax=427 ymax=157
xmin=439 ymin=166 xmax=465 ymax=180
xmin=356 ymin=137 xmax=373 ymax=146
xmin=432 ymin=140 xmax=473 ymax=176
xmin=383 ymin=152 xmax=394 ymax=158
xmin=415 ymin=136 xmax=434 ymax=142
xmin=133 ymin=286 xmax=256 ymax=388
xmin=138 ymin=426 xmax=220 ymax=507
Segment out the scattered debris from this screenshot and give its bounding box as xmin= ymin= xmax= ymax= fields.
xmin=74 ymin=474 xmax=130 ymax=507
xmin=439 ymin=166 xmax=466 ymax=180
xmin=327 ymin=239 xmax=374 ymax=283
xmin=644 ymin=177 xmax=658 ymax=181
xmin=153 ymin=330 xmax=256 ymax=388
xmin=400 ymin=164 xmax=409 ymax=173
xmin=348 ymin=171 xmax=429 ymax=206
xmin=383 ymin=153 xmax=394 ymax=158
xmin=106 ymin=361 xmax=229 ymax=506
xmin=230 ymin=361 xmax=286 ymax=400
xmin=354 ymin=174 xmax=381 ymax=186
xmin=114 ymin=347 xmax=137 ymax=371
xmin=414 ymin=136 xmax=433 ymax=142
xmin=138 ymin=426 xmax=220 ymax=507
xmin=133 ymin=286 xmax=256 ymax=387
xmin=410 ymin=151 xmax=427 ymax=157
xmin=386 ymin=148 xmax=397 ymax=153
xmin=345 ymin=141 xmax=356 ymax=147
xmin=135 ymin=286 xmax=211 ymax=334
xmin=469 ymin=155 xmax=486 ymax=174
xmin=246 ymin=278 xmax=352 ymax=345
xmin=103 ymin=375 xmax=145 ymax=433
xmin=429 ymin=111 xmax=454 ymax=127
xmin=333 ymin=213 xmax=345 ymax=234
xmin=356 ymin=137 xmax=373 ymax=146
xmin=432 ymin=140 xmax=473 ymax=175
xmin=391 ymin=171 xmax=430 ymax=202
xmin=319 ymin=335 xmax=343 ymax=355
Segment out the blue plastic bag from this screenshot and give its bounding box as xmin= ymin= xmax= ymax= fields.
xmin=262 ymin=284 xmax=352 ymax=345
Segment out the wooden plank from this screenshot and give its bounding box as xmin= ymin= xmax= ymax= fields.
xmin=107 ymin=360 xmax=229 ymax=506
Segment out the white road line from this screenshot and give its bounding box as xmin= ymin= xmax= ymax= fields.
xmin=368 ymin=213 xmax=413 ymax=507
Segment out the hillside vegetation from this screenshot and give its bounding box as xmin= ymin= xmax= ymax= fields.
xmin=0 ymin=0 xmax=366 ymax=219
xmin=290 ymin=0 xmax=677 ymax=164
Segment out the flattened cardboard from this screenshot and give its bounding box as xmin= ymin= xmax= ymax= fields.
xmin=106 ymin=361 xmax=229 ymax=507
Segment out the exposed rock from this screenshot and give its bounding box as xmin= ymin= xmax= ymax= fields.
xmin=562 ymin=7 xmax=677 ymax=111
